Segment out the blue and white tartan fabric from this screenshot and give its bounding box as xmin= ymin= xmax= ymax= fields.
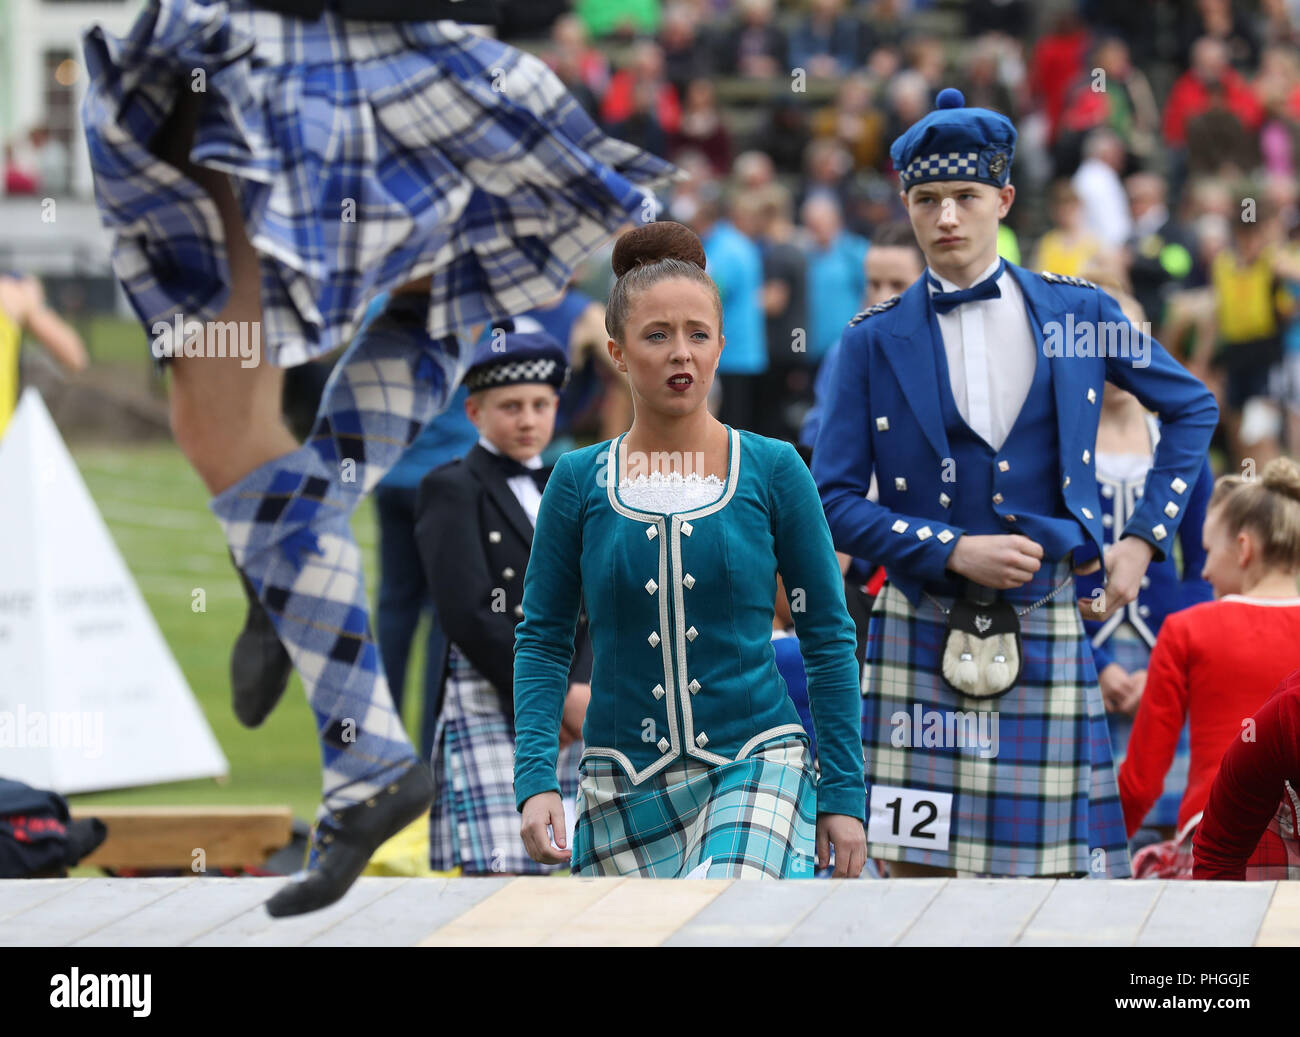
xmin=572 ymin=738 xmax=817 ymax=878
xmin=862 ymin=559 xmax=1132 ymax=877
xmin=80 ymin=0 xmax=680 ymax=367
xmin=429 ymin=643 xmax=581 ymax=874
xmin=210 ymin=296 xmax=464 ymax=820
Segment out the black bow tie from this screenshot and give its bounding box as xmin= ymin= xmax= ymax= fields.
xmin=927 ymin=260 xmax=1006 ymax=314
xmin=488 ymin=449 xmax=549 ymax=492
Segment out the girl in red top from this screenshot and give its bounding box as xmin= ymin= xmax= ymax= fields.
xmin=1118 ymin=458 xmax=1300 ymax=875
xmin=1193 ymin=667 xmax=1300 ymax=880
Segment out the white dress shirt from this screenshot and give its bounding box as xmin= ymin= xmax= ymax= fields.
xmin=477 ymin=435 xmax=544 ymax=527
xmin=928 ymin=255 xmax=1037 ymax=452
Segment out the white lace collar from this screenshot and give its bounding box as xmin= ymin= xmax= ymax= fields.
xmin=618 ymin=470 xmax=724 ymax=489
xmin=617 ymin=470 xmax=725 ymax=513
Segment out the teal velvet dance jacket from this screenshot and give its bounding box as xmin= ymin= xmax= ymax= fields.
xmin=512 ymin=426 xmax=866 ymax=819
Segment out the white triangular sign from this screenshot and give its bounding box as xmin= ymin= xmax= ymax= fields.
xmin=0 ymin=388 xmax=228 ymax=793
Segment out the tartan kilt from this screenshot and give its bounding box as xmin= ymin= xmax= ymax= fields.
xmin=1103 ymin=633 xmax=1189 ymax=829
xmin=572 ymin=737 xmax=817 ymax=879
xmin=1243 ymin=781 xmax=1300 ymax=881
xmin=1133 ymin=814 xmax=1199 ymax=878
xmin=1144 ymin=786 xmax=1300 ymax=879
xmin=863 ymin=559 xmax=1132 ymax=877
xmin=80 ymin=0 xmax=679 ymax=368
xmin=429 ymin=643 xmax=581 ymax=874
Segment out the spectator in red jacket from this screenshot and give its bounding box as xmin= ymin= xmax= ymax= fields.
xmin=1118 ymin=458 xmax=1300 ymax=845
xmin=1028 ymin=11 xmax=1090 ymax=143
xmin=1194 ymin=668 xmax=1300 ymax=880
xmin=600 ymin=40 xmax=681 ymax=135
xmin=1163 ymin=36 xmax=1264 ymax=149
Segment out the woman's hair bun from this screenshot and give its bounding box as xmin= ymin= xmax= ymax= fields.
xmin=612 ymin=221 xmax=707 ymax=277
xmin=1262 ymin=457 xmax=1300 ymax=504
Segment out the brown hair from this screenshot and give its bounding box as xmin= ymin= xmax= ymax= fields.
xmin=605 ymin=221 xmax=721 ymax=341
xmin=870 ymin=220 xmax=925 ymax=264
xmin=1208 ymin=457 xmax=1300 ymax=569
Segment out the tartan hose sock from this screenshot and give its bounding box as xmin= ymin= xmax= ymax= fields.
xmin=213 ymin=452 xmax=416 ymax=820
xmin=212 ymin=311 xmax=470 ymax=821
xmin=306 ymin=305 xmax=470 ymax=503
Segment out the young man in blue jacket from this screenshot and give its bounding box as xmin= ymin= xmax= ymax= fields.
xmin=813 ymin=89 xmax=1219 ymax=879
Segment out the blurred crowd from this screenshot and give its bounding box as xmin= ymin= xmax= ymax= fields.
xmin=529 ymin=0 xmax=1300 ymax=466
xmin=2 ymin=125 xmax=69 ymax=197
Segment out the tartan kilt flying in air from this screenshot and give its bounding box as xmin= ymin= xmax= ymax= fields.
xmin=429 ymin=643 xmax=581 ymax=875
xmin=571 ymin=738 xmax=818 ymax=879
xmin=862 ymin=559 xmax=1132 ymax=877
xmin=79 ymin=0 xmax=679 ymax=368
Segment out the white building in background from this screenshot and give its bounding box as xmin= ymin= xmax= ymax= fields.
xmin=0 ymin=0 xmax=138 ymax=276
xmin=3 ymin=0 xmax=141 ymax=196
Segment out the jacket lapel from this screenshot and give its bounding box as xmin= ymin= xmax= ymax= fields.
xmin=883 ymin=278 xmax=950 ymax=464
xmin=1013 ymin=265 xmax=1086 ymax=475
xmin=464 ymin=445 xmax=536 ymax=547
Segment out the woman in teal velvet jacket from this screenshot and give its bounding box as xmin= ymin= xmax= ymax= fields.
xmin=513 ymin=221 xmax=866 ymax=878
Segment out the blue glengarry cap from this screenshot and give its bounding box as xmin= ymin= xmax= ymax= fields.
xmin=889 ymin=87 xmax=1017 ymax=191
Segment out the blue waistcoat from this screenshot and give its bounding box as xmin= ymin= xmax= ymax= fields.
xmin=929 ymin=300 xmax=1085 ymax=585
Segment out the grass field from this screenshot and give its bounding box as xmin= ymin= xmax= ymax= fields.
xmin=64 ymin=441 xmax=429 ymax=823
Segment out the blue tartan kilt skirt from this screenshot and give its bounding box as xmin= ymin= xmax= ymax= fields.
xmin=1101 ymin=632 xmax=1189 ymax=830
xmin=862 ymin=559 xmax=1132 ymax=878
xmin=79 ymin=0 xmax=679 ymax=368
xmin=571 ymin=737 xmax=817 ymax=879
xmin=429 ymin=643 xmax=581 ymax=874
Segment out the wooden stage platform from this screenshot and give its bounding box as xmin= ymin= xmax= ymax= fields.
xmin=1 ymin=876 xmax=1295 ymax=946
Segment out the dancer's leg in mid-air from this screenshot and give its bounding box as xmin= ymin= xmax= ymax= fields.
xmin=155 ymin=92 xmax=471 ymax=916
xmin=150 ymin=92 xmax=298 ymax=723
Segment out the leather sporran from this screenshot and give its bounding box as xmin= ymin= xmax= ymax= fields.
xmin=937 ymin=596 xmax=1023 ymax=699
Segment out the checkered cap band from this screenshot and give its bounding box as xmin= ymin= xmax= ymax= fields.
xmin=464 ymin=357 xmax=564 ymax=391
xmin=902 ymin=150 xmax=981 ymax=187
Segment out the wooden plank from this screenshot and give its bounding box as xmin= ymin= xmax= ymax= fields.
xmin=421 ymin=876 xmax=626 ymax=946
xmin=664 ymin=879 xmax=837 ymax=946
xmin=1256 ymin=882 xmax=1300 ymax=947
xmin=0 ymin=878 xmax=191 ymax=946
xmin=0 ymin=879 xmax=88 ymax=924
xmin=1018 ymin=880 xmax=1164 ymax=946
xmin=190 ymin=878 xmax=402 ymax=947
xmin=71 ymin=807 xmax=293 ymax=870
xmin=781 ymin=879 xmax=948 ymax=946
xmin=898 ymin=879 xmax=1056 ymax=946
xmin=73 ymin=878 xmax=276 ymax=947
xmin=1138 ymin=882 xmax=1276 ymax=946
xmin=543 ymin=879 xmax=731 ymax=946
xmin=306 ymin=877 xmax=510 ymax=947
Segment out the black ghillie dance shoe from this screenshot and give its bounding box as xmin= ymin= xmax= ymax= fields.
xmin=265 ymin=763 xmax=434 ymax=918
xmin=230 ymin=557 xmax=293 ymax=729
